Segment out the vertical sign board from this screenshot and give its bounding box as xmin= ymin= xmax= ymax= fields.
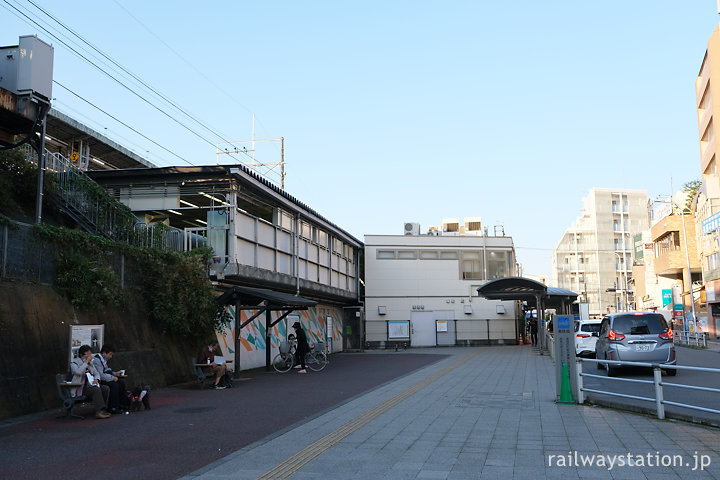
xmin=554 ymin=315 xmax=576 ymax=400
xmin=326 ymin=316 xmax=333 ymax=353
xmin=661 ymin=289 xmax=672 ymax=308
xmin=69 ymin=324 xmax=104 ymax=364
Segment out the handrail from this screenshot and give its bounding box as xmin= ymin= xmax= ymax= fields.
xmin=576 ymin=358 xmax=720 ymax=420
xmin=24 ymin=146 xmax=187 ymax=252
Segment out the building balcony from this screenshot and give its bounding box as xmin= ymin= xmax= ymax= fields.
xmin=651 ymin=214 xmax=700 ymax=278
xmin=653 ymin=250 xmax=697 ymax=277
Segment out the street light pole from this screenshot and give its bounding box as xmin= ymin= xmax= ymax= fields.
xmin=679 ymin=204 xmax=697 ymax=332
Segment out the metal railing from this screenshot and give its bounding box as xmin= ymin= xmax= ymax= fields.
xmin=673 ymin=330 xmax=707 ymax=348
xmin=24 ymin=146 xmax=188 ymax=252
xmin=575 ymin=358 xmax=720 ymax=420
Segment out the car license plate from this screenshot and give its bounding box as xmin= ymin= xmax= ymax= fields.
xmin=635 ymin=344 xmax=652 ymax=352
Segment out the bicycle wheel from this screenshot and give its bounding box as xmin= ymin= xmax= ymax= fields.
xmin=272 ymin=353 xmax=293 ymax=373
xmin=306 ymin=352 xmax=327 ymax=371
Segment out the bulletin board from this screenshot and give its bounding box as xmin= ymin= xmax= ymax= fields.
xmin=69 ymin=325 xmax=104 ymax=362
xmin=388 ymin=321 xmax=410 ymax=339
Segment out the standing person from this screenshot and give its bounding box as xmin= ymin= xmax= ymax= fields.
xmin=197 ymin=340 xmax=227 ymax=389
xmin=70 ymin=345 xmax=111 ymax=419
xmin=292 ymin=321 xmax=309 ymax=374
xmin=93 ymin=344 xmax=127 ymax=414
xmin=529 ymin=317 xmax=538 ymax=347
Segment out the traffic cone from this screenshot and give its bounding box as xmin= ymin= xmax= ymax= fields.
xmin=557 ymin=363 xmax=574 ymax=404
xmin=518 ymin=336 xmax=524 ymax=345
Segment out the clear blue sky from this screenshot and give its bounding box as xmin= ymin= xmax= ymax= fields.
xmin=2 ymin=1 xmax=719 ymax=280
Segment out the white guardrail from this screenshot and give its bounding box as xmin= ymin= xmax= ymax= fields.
xmin=673 ymin=330 xmax=707 ymax=348
xmin=576 ymin=358 xmax=720 ymax=420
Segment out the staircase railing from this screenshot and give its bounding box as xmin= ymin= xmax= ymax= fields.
xmin=24 ymin=146 xmax=187 ymax=251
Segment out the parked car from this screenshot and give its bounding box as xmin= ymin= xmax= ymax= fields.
xmin=595 ymin=312 xmax=676 ymax=377
xmin=575 ymin=319 xmax=601 ymax=357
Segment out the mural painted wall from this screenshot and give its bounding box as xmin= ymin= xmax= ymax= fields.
xmin=216 ymin=304 xmax=344 ymax=371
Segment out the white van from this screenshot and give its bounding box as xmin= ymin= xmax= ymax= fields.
xmin=575 ymin=319 xmax=601 ymax=357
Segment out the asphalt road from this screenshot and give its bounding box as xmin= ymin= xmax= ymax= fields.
xmin=581 ymin=345 xmax=720 ymax=425
xmin=0 ymin=352 xmax=446 ymax=480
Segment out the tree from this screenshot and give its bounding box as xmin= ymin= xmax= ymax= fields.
xmin=682 ymin=180 xmax=701 ymax=214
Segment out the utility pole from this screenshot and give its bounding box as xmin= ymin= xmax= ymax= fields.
xmin=216 ymin=136 xmax=285 ymax=189
xmin=679 ymin=199 xmax=698 ymax=332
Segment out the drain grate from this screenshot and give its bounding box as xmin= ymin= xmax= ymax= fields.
xmin=456 ymin=391 xmax=535 ymax=409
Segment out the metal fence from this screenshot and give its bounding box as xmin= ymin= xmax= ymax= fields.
xmin=674 ymin=330 xmax=707 ymax=348
xmin=576 ymin=358 xmax=720 ymax=420
xmin=25 ymin=146 xmax=191 ymax=252
xmin=0 ymin=221 xmax=56 ymax=284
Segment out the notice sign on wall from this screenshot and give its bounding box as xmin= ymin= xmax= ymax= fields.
xmin=69 ymin=324 xmax=104 ymax=362
xmin=388 ymin=321 xmax=409 ymax=339
xmin=436 ymin=320 xmax=448 ymax=332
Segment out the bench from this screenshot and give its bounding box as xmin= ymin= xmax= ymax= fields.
xmin=55 ymin=373 xmax=87 ymax=419
xmin=192 ymin=358 xmax=215 ymax=389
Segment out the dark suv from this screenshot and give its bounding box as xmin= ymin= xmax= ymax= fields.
xmin=594 ymin=312 xmax=676 ymax=377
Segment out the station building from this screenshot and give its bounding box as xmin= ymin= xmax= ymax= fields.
xmin=364 ymin=219 xmax=521 ymax=348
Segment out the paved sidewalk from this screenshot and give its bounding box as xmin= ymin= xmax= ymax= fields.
xmin=183 ymin=345 xmax=720 ymax=480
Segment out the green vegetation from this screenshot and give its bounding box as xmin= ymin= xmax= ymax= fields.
xmin=0 ymin=147 xmax=61 ymax=224
xmin=0 ymin=147 xmax=39 ymax=216
xmin=55 ymin=250 xmax=123 ymax=308
xmin=32 ymin=224 xmax=227 ymax=337
xmin=682 ymin=179 xmax=701 ymax=214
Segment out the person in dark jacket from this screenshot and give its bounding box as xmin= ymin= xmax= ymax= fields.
xmin=529 ymin=318 xmax=538 ymax=346
xmin=292 ymin=322 xmax=309 ymax=374
xmin=197 ymin=340 xmax=227 ymax=389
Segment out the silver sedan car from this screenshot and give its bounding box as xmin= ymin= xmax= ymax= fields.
xmin=595 ymin=312 xmax=676 ymax=377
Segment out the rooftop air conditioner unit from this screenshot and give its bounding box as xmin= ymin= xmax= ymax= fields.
xmin=404 ymin=222 xmax=420 ymax=236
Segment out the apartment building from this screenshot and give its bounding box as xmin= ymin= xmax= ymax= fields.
xmin=365 ymin=219 xmax=518 ymax=348
xmin=553 ymin=188 xmax=650 ymax=317
xmin=695 ymin=24 xmax=720 ymax=337
xmin=650 ymin=201 xmax=702 ymax=329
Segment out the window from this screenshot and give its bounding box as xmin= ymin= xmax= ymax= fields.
xmin=461 ymin=251 xmax=483 ymax=280
xmin=317 ymin=230 xmax=329 ymax=248
xmin=420 ymin=250 xmax=439 ymax=259
xmin=301 ymin=222 xmax=312 ymax=240
xmin=656 ymin=232 xmax=680 ymax=256
xmin=397 ymin=250 xmax=417 ymax=260
xmin=439 ymin=251 xmax=458 ymax=260
xmin=487 ymin=250 xmax=511 ymax=280
xmin=333 ymin=238 xmax=343 ymax=254
xmin=377 ymin=250 xmax=395 ymax=259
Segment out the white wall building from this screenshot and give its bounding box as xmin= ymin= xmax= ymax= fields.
xmin=365 ymin=221 xmax=519 ymax=347
xmin=553 ymin=188 xmax=650 ymax=317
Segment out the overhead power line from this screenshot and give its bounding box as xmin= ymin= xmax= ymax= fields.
xmin=28 ymin=0 xmax=235 ymax=145
xmin=53 ymin=80 xmax=194 ymax=166
xmin=2 ymin=0 xmax=258 ymax=167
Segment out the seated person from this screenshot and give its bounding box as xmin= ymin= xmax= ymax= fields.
xmin=197 ymin=340 xmax=227 ymax=390
xmin=70 ymin=345 xmax=111 ymax=419
xmin=92 ymin=344 xmax=126 ymax=414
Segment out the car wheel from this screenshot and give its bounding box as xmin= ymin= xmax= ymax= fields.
xmin=595 ymin=352 xmax=603 ymax=370
xmin=605 ymin=353 xmax=617 ymax=377
xmin=663 ymin=368 xmax=677 ymax=377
